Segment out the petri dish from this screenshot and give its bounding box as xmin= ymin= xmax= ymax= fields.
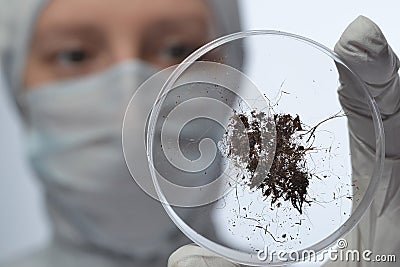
xmin=141 ymin=31 xmax=384 ymax=266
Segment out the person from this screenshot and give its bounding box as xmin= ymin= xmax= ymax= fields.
xmin=167 ymin=16 xmax=400 ymax=267
xmin=1 ymin=1 xmax=398 ymax=266
xmin=0 ymin=0 xmax=241 ymax=266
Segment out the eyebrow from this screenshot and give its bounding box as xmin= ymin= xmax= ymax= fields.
xmin=30 ymin=25 xmax=105 ymax=51
xmin=34 ymin=25 xmax=103 ymax=41
xmin=31 ymin=12 xmax=210 ymax=49
xmin=146 ymin=16 xmax=211 ymax=39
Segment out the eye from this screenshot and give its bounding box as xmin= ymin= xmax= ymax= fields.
xmin=55 ymin=49 xmax=92 ymax=66
xmin=161 ymin=43 xmax=197 ymax=61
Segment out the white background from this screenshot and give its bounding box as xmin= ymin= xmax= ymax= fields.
xmin=0 ymin=0 xmax=399 ymax=264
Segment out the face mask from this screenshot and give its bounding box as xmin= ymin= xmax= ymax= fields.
xmin=20 ymin=60 xmax=186 ymax=258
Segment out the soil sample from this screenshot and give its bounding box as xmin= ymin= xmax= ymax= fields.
xmin=223 ymin=111 xmax=314 ymax=214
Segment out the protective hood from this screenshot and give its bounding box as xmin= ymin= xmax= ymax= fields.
xmin=0 ymin=0 xmax=242 ymax=101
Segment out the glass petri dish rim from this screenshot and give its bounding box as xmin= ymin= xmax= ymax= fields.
xmin=146 ymin=30 xmax=385 ymax=266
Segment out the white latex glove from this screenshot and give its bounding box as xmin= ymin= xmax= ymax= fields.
xmin=168 ymin=244 xmax=241 ymax=267
xmin=324 ymin=15 xmax=400 ymax=267
xmin=335 ymin=15 xmax=400 ymax=220
xmin=334 ymin=15 xmax=400 ymax=156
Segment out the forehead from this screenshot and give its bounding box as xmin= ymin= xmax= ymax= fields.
xmin=35 ymin=0 xmax=214 ymax=34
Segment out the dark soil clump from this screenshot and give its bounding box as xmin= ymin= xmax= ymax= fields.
xmin=224 ymin=111 xmax=313 ymax=214
xmin=259 ymin=113 xmax=311 ymax=214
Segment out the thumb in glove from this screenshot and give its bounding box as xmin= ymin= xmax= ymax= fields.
xmin=168 ymin=244 xmax=241 ymax=267
xmin=334 ymin=15 xmax=400 ymax=158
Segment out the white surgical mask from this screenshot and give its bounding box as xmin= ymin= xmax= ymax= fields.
xmin=19 ymin=60 xmax=187 ymax=258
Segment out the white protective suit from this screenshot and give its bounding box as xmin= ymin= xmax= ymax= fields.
xmin=168 ymin=16 xmax=400 ymax=267
xmin=0 ymin=1 xmax=242 ymax=267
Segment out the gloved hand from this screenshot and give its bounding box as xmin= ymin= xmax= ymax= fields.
xmin=168 ymin=244 xmax=240 ymax=267
xmin=324 ymin=15 xmax=400 ymax=267
xmin=334 ymin=15 xmax=400 ymax=156
xmin=335 ymin=14 xmax=400 ymax=235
